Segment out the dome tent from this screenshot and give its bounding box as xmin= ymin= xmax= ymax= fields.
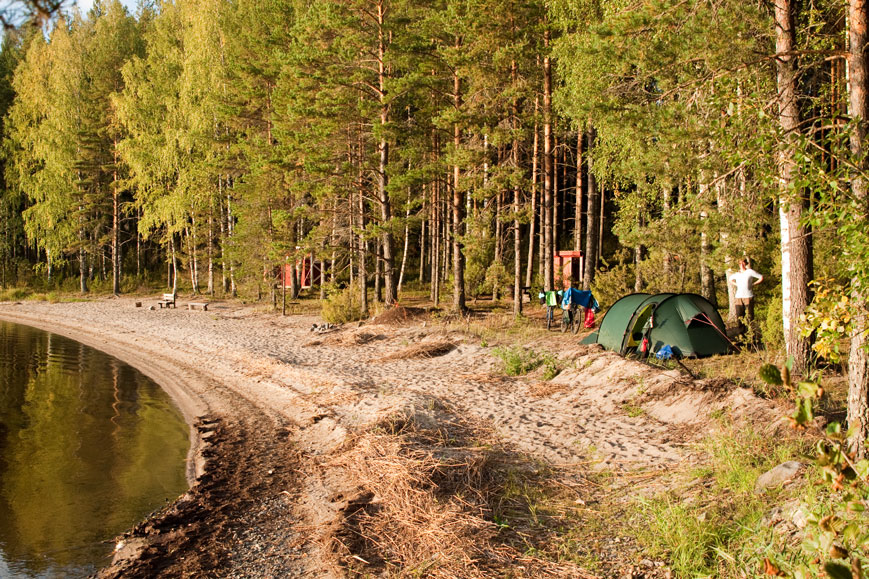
xmin=581 ymin=293 xmax=734 ymax=358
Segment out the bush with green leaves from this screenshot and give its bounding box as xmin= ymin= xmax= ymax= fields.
xmin=759 ymin=361 xmax=869 ymax=578
xmin=492 ymin=346 xmax=544 ymax=376
xmin=321 ymin=282 xmax=364 ymax=324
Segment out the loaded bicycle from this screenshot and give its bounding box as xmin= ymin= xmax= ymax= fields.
xmin=539 ymin=290 xmax=560 ymax=331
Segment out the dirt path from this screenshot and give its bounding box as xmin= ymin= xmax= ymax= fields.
xmin=0 ymin=298 xmax=785 ymax=577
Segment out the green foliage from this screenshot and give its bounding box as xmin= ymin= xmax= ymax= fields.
xmin=761 ymin=294 xmax=785 ymax=352
xmin=801 ymin=279 xmax=852 ymax=364
xmin=485 ymin=262 xmax=511 ymax=298
xmin=589 ymin=255 xmax=633 ymax=309
xmin=492 ymin=346 xmax=545 ymax=376
xmin=0 ymin=287 xmax=32 ymax=301
xmin=636 ymin=425 xmax=803 ymax=576
xmin=321 ymin=282 xmax=364 ymax=325
xmin=541 ymin=353 xmax=560 ymax=380
xmin=755 ymin=363 xmax=869 ymax=577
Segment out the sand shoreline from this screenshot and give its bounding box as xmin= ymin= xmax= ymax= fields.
xmin=0 ymin=297 xmax=787 ymax=577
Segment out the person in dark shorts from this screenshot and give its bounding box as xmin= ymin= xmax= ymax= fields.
xmin=728 ymin=257 xmax=763 ymax=336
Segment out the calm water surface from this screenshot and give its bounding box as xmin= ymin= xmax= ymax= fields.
xmin=0 ymin=321 xmax=189 ymax=578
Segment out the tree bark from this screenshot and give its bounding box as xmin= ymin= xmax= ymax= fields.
xmin=525 ymin=99 xmax=539 ymax=289
xmin=542 ymin=28 xmax=554 ymax=292
xmin=377 ymin=0 xmax=397 ymax=306
xmin=398 ymin=202 xmax=410 ymax=294
xmin=359 ymin=161 xmax=369 ymax=318
xmin=848 ymin=0 xmax=869 ymax=456
xmin=79 ymin=245 xmax=88 ymax=294
xmin=775 ymin=0 xmax=814 ymax=372
xmin=452 ymin=45 xmax=466 ymax=313
xmin=512 ymin=59 xmax=523 ymax=316
xmin=419 ymin=192 xmax=427 ymax=285
xmin=583 ymin=128 xmax=600 ymax=291
xmin=112 ymin=142 xmax=121 ymax=295
xmin=574 ymin=131 xmax=583 ymax=252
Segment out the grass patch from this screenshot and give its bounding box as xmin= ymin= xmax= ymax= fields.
xmin=0 ymin=287 xmax=91 ymax=303
xmin=492 ymin=345 xmax=545 ymax=376
xmin=631 ymin=425 xmax=811 ymax=577
xmin=0 ymin=287 xmax=33 ymax=301
xmin=321 ymin=282 xmax=365 ymax=324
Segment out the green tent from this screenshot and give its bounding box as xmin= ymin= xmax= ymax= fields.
xmin=581 ymin=293 xmax=734 ymax=358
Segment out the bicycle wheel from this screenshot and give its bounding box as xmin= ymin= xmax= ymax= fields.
xmin=561 ymin=315 xmax=568 ymax=333
xmin=546 ymin=307 xmax=553 ymax=330
xmin=572 ymin=309 xmax=582 ymax=334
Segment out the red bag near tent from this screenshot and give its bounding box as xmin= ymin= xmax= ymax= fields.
xmin=584 ymin=308 xmax=596 ymax=328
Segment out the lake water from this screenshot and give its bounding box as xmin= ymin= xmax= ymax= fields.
xmin=0 ymin=321 xmax=190 ymax=578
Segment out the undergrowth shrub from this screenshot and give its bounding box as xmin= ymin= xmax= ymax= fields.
xmin=759 ymin=362 xmax=869 ymax=578
xmin=761 ymin=294 xmax=784 ymax=351
xmin=0 ymin=287 xmax=32 ymax=301
xmin=492 ymin=346 xmax=544 ymax=376
xmin=321 ymin=282 xmax=364 ymax=324
xmin=590 ymin=261 xmax=633 ymax=310
xmin=634 ymin=425 xmax=807 ymax=577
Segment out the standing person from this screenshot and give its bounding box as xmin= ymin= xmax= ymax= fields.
xmin=729 ymin=258 xmax=764 ymax=337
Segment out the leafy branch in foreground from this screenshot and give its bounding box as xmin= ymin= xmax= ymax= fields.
xmin=759 ymin=362 xmax=869 ymax=578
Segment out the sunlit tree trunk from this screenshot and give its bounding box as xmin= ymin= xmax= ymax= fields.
xmin=452 ymin=45 xmax=466 ymax=313
xmin=542 ymin=27 xmax=554 ymax=292
xmin=512 ymin=58 xmax=522 ymax=316
xmin=112 ymin=142 xmax=121 ymax=295
xmin=398 ymin=202 xmax=410 ymax=295
xmin=775 ymin=0 xmax=814 ymax=372
xmin=525 ymin=99 xmax=539 ymax=288
xmin=583 ymin=127 xmax=599 ymax=291
xmin=574 ymin=131 xmax=583 ymax=252
xmin=847 ymin=0 xmax=869 ymax=456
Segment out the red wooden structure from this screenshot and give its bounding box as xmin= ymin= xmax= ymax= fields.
xmin=554 ymin=250 xmax=584 ymax=289
xmin=281 ymin=255 xmax=321 ymax=289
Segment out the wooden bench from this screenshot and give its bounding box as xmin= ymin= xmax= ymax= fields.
xmin=187 ymin=302 xmax=209 ymax=311
xmin=157 ymin=293 xmax=177 ymax=309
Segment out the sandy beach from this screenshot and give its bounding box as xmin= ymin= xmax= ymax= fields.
xmin=0 ymin=296 xmax=786 ymax=577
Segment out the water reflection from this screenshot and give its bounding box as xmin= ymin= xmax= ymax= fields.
xmin=0 ymin=321 xmax=189 ymax=577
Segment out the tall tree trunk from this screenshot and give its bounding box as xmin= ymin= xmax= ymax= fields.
xmin=775 ymin=0 xmax=814 ymax=372
xmin=699 ymin=175 xmax=717 ymax=307
xmin=170 ymin=234 xmax=178 ymax=293
xmin=542 ymin=28 xmax=554 ymax=292
xmin=226 ymin=189 xmax=237 ymax=297
xmin=377 ymin=0 xmax=397 ymax=306
xmin=526 ymin=99 xmax=539 ymax=288
xmin=574 ymin=131 xmax=583 ymax=252
xmin=553 ymin=135 xmax=559 ymax=253
xmin=634 ymin=246 xmax=644 ymax=292
xmin=719 ymin=175 xmax=737 ymax=323
xmin=359 ymin=164 xmax=369 ymax=318
xmin=112 ymin=144 xmax=121 ymax=295
xmin=848 ymin=0 xmax=869 ymax=456
xmin=512 ymin=58 xmax=523 ymax=316
xmin=136 ymin=206 xmax=141 ymax=279
xmin=452 ymin=45 xmax=466 ymax=313
xmin=375 ymin=239 xmax=383 ymax=302
xmin=700 ymin=210 xmax=716 ymax=307
xmin=419 ymin=191 xmax=427 ymax=285
xmin=493 ymin=190 xmax=502 ymax=301
xmin=398 ymin=202 xmax=410 ymax=294
xmin=583 ymin=127 xmax=600 ymax=291
xmin=219 ymin=178 xmax=228 ymax=295
xmin=207 ymin=202 xmax=214 ymax=296
xmin=79 ymin=243 xmax=88 ymax=294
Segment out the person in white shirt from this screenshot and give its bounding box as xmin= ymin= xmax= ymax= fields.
xmin=728 ymin=257 xmax=763 ymax=336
